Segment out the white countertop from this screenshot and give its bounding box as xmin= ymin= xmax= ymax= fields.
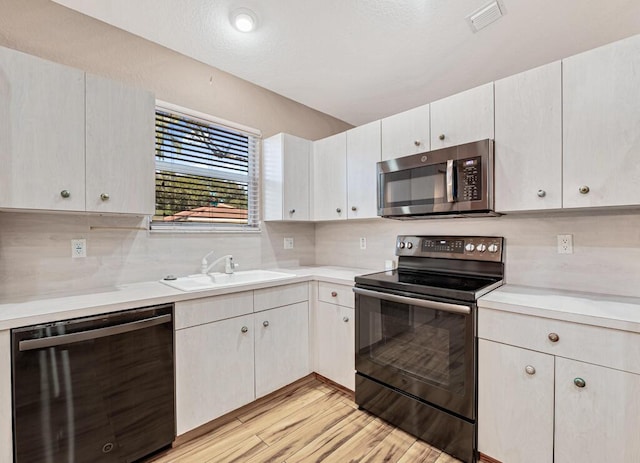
xmin=479 ymin=284 xmax=640 ymax=333
xmin=0 ymin=266 xmax=371 ymax=331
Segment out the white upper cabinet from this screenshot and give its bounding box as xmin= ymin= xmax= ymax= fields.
xmin=430 ymin=82 xmax=494 ymax=149
xmin=563 ymin=34 xmax=640 ymax=209
xmin=312 ymin=132 xmax=347 ymax=221
xmin=0 ymin=46 xmax=86 ymax=211
xmin=86 ymin=74 xmax=155 ymax=215
xmin=380 ymin=103 xmax=430 ymax=160
xmin=494 ymin=61 xmax=562 ymax=212
xmin=346 ymin=120 xmax=381 ymax=219
xmin=263 ymin=133 xmax=311 ymax=221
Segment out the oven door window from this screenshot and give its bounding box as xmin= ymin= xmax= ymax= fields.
xmin=381 ymin=163 xmax=448 ymax=209
xmin=356 ymin=292 xmax=474 ymax=419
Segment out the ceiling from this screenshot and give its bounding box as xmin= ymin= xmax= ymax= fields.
xmin=52 ymin=0 xmax=640 ymax=126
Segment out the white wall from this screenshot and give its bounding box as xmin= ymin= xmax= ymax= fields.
xmin=315 ymin=210 xmax=640 ymax=298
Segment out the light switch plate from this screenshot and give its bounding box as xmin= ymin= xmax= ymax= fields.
xmin=284 ymin=237 xmax=294 ymax=249
xmin=72 ymin=239 xmax=87 ymax=258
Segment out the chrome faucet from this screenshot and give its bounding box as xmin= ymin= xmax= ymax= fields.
xmin=201 ymin=253 xmax=236 ymax=275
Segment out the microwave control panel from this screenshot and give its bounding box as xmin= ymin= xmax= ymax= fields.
xmin=458 ymin=157 xmax=482 ymax=201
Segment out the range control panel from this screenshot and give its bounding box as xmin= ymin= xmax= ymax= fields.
xmin=396 ymin=236 xmax=503 ymax=262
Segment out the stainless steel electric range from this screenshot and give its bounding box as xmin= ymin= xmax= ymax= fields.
xmin=354 ymin=235 xmax=504 ymax=463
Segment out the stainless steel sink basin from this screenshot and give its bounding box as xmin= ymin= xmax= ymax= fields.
xmin=160 ymin=270 xmax=296 ymax=292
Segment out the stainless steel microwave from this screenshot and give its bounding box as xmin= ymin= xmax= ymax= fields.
xmin=377 ymin=139 xmax=497 ymax=219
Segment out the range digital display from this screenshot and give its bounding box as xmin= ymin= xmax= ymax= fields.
xmin=422 ymin=239 xmax=465 ymax=253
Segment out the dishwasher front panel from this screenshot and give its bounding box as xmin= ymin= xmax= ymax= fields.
xmin=11 ymin=305 xmax=175 ymax=463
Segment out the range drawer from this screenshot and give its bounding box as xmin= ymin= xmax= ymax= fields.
xmin=318 ymin=281 xmax=354 ymax=308
xmin=479 ymin=308 xmax=640 ymax=374
xmin=175 ymin=291 xmax=254 ymax=330
xmin=254 ymin=282 xmax=308 ymax=312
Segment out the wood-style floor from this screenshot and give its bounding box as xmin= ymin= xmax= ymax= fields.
xmin=146 ymin=376 xmax=462 ymax=463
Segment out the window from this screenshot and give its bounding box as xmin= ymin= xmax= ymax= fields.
xmin=152 ymin=102 xmax=260 ymax=230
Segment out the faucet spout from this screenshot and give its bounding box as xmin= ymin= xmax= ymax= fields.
xmin=202 ymin=254 xmax=236 ymax=275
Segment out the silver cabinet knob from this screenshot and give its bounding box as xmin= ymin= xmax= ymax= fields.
xmin=574 ymin=377 xmax=586 ymax=388
xmin=578 ymin=185 xmax=590 ymax=194
xmin=537 ymin=190 xmax=546 ymax=198
xmin=525 ymin=365 xmax=536 ymax=375
xmin=289 ymin=209 xmax=295 ymax=214
xmin=414 ymin=140 xmax=421 ymax=147
xmin=439 ymin=134 xmax=445 ymax=141
xmin=331 ymin=291 xmax=338 ymax=297
xmin=548 ymin=332 xmax=560 ymax=343
xmin=263 ymin=320 xmax=269 ymax=327
xmin=100 ymin=193 xmax=110 ymax=201
xmin=351 ymin=206 xmax=357 ymax=211
xmin=343 ymin=316 xmax=349 ymax=323
xmin=241 ymin=326 xmax=248 ymax=333
xmin=336 ymin=208 xmax=342 ymax=213
xmin=60 ymin=190 xmax=71 ymax=198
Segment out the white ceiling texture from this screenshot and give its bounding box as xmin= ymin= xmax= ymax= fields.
xmin=53 ymin=0 xmax=640 ymax=126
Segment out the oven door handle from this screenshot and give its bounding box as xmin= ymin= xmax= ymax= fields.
xmin=353 ymin=287 xmax=471 ymax=315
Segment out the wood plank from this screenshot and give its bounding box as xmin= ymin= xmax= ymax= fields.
xmin=435 ymin=451 xmax=465 ymax=463
xmin=397 ymin=440 xmax=441 ymax=463
xmin=358 ymin=427 xmax=417 ymax=463
xmin=205 ymin=435 xmax=267 ymax=463
xmin=318 ymin=417 xmax=394 ymax=463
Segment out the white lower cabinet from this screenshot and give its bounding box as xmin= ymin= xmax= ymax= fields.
xmin=478 ymin=308 xmax=640 ymax=463
xmin=254 ymin=301 xmax=309 ymax=398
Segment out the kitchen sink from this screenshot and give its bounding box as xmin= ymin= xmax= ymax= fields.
xmin=160 ymin=270 xmax=296 ymax=292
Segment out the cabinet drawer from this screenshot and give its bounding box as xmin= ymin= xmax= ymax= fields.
xmin=479 ymin=308 xmax=640 ymax=374
xmin=317 ymin=281 xmax=354 ymax=308
xmin=175 ymin=291 xmax=254 ymax=330
xmin=254 ymin=282 xmax=308 ymax=312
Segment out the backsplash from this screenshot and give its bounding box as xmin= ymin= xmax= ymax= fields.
xmin=315 ymin=210 xmax=640 ymax=298
xmin=0 ymin=212 xmax=315 ymax=301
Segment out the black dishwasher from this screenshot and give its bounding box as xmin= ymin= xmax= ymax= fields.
xmin=11 ymin=304 xmax=175 ymax=463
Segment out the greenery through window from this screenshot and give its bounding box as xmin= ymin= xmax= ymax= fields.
xmin=152 ymin=105 xmax=259 ymax=230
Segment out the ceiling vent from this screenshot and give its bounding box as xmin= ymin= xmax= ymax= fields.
xmin=466 ymin=1 xmax=505 ymax=33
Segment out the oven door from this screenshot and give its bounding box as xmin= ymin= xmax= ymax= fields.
xmin=354 ymin=286 xmax=476 ymax=420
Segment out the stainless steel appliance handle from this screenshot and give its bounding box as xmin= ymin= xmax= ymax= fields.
xmin=446 ymin=159 xmax=455 ymax=203
xmin=19 ymin=314 xmax=172 ymax=351
xmin=353 ymin=287 xmax=471 ymax=315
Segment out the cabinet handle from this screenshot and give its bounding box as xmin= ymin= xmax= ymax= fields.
xmin=336 ymin=208 xmax=342 ymax=214
xmin=578 ymin=185 xmax=590 ymax=195
xmin=525 ymin=365 xmax=536 ymax=375
xmin=439 ymin=134 xmax=445 ymax=141
xmin=241 ymin=326 xmax=248 ymax=333
xmin=537 ymin=190 xmax=546 ymax=198
xmin=289 ymin=209 xmax=295 ymax=214
xmin=343 ymin=316 xmax=350 ymax=323
xmin=574 ymin=377 xmax=586 ymax=388
xmin=100 ymin=193 xmax=110 ymax=201
xmin=414 ymin=140 xmax=421 ymax=147
xmin=331 ymin=291 xmax=338 ymax=297
xmin=263 ymin=320 xmax=269 ymax=327
xmin=351 ymin=206 xmax=357 ymax=212
xmin=548 ymin=332 xmax=559 ymax=343
xmin=60 ymin=189 xmax=71 ymax=198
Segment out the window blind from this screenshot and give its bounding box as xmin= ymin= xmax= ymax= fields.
xmin=152 ymin=106 xmax=260 ymax=230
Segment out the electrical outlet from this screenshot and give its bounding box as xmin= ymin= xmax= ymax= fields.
xmin=359 ymin=237 xmax=367 ymax=250
xmin=72 ymin=239 xmax=87 ymax=258
xmin=557 ymin=234 xmax=573 ymax=254
xmin=283 ymin=237 xmax=294 ymax=249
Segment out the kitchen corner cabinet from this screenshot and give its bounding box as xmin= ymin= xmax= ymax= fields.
xmin=263 ymin=133 xmax=312 ymax=221
xmin=430 ymin=82 xmax=494 ymax=150
xmin=0 ymin=45 xmax=155 ymax=215
xmin=85 ymin=74 xmax=155 ymax=215
xmin=478 ymin=308 xmax=640 ymax=463
xmin=494 ymin=61 xmax=562 ymax=212
xmin=346 ymin=120 xmax=381 ymax=219
xmin=380 ymin=103 xmax=430 ymax=160
xmin=312 ymin=132 xmax=347 ymax=221
xmin=562 ymin=34 xmax=640 ymax=209
xmin=0 ymin=46 xmax=86 ymax=211
xmin=313 ymin=281 xmax=355 ymax=390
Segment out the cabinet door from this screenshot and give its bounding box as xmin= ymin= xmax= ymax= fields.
xmin=175 ymin=314 xmax=255 ymax=435
xmin=312 ymin=132 xmax=347 ymax=221
xmin=0 ymin=331 xmax=11 ymax=463
xmin=0 ymin=46 xmax=85 ymax=211
xmin=555 ymin=358 xmax=640 ymax=463
xmin=381 ymin=103 xmax=430 ymax=160
xmin=346 ymin=121 xmax=381 ymax=219
xmin=478 ymin=340 xmax=554 ymax=463
xmin=315 ymin=301 xmax=355 ymax=390
xmin=494 ymin=61 xmax=562 ymax=212
xmin=254 ymin=302 xmax=310 ymax=398
xmin=430 ymin=82 xmax=494 ymax=149
xmin=563 ymin=34 xmax=640 ymax=208
xmin=86 ymin=74 xmax=155 ymax=215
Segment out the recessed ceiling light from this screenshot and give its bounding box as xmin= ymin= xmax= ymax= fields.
xmin=231 ymin=8 xmax=258 ymax=33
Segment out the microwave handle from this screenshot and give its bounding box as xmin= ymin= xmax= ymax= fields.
xmin=446 ymin=159 xmax=455 ymax=203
